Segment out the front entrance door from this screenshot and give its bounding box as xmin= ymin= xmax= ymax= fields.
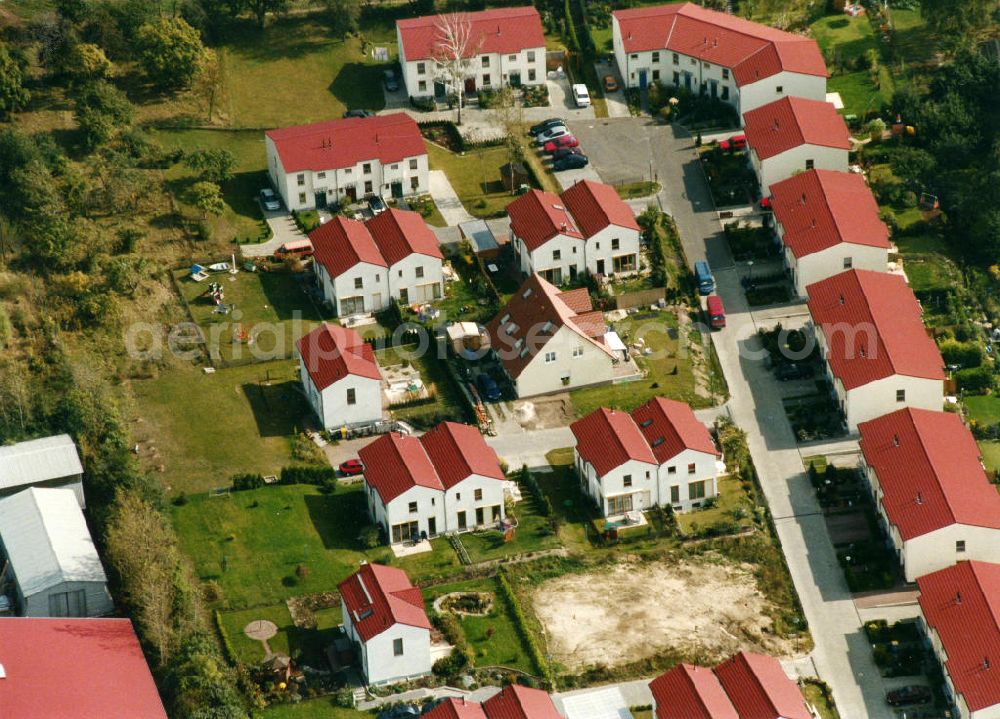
xmin=475 ymin=507 xmax=484 ymax=526
xmin=709 ymin=79 xmax=718 ymax=98
xmin=399 ymin=288 xmax=409 ymax=305
xmin=510 ymin=71 xmax=521 ymax=87
xmin=428 ymin=517 xmax=437 ymax=537
xmin=683 ymin=72 xmax=692 ymax=91
xmin=314 ymin=190 xmax=327 ymax=209
xmin=372 ymin=292 xmax=383 ymax=311
xmin=346 ymin=186 xmax=357 ymax=203
xmin=464 ymin=77 xmax=476 ymax=95
xmin=569 ymin=265 xmax=578 ymax=281
xmin=434 ymin=80 xmax=446 ymax=99
xmin=457 ymin=511 xmax=467 ymax=530
xmin=596 ymin=259 xmax=605 ymax=275
xmin=391 ymin=181 xmax=403 ymax=198
xmin=638 ymin=69 xmax=648 ymax=90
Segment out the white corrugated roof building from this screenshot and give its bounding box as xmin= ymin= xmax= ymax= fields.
xmin=0 ymin=434 xmax=83 ymax=492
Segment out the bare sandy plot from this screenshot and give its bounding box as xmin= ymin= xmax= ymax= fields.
xmin=531 ymin=557 xmax=794 ymax=670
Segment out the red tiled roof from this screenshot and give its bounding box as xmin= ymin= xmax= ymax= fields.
xmin=266 ymin=113 xmax=425 ymax=173
xmin=560 ymin=180 xmax=641 ymax=237
xmin=485 ymin=274 xmax=614 ymax=380
xmin=632 ymin=396 xmax=719 ymax=464
xmin=360 ymin=432 xmax=443 ymax=504
xmin=338 ymin=563 xmax=431 ymax=642
xmin=420 ymin=421 xmax=505 ymax=489
xmin=367 ymin=207 xmax=443 ymax=266
xmin=743 ymin=97 xmax=850 ymax=161
xmin=424 ymin=698 xmax=489 ymax=719
xmin=571 ymin=408 xmax=658 ymax=477
xmin=310 ymin=216 xmax=387 ymax=280
xmin=481 ymin=684 xmax=562 ymax=719
xmin=556 ymin=287 xmax=593 ymax=314
xmin=806 ymin=270 xmax=945 ymax=390
xmin=397 ymin=7 xmax=545 ymax=62
xmin=714 ymin=651 xmax=811 ymax=719
xmin=613 ymin=3 xmax=827 ymax=86
xmin=917 ymin=561 xmax=1000 ymax=712
xmin=0 ymin=617 xmax=167 ymax=719
xmin=507 ymin=189 xmax=583 ymax=252
xmin=650 ymin=663 xmax=739 ymax=719
xmin=770 ymin=170 xmax=890 ymax=259
xmin=297 ymin=323 xmax=381 ymax=391
xmin=858 ymin=408 xmax=1000 ymax=541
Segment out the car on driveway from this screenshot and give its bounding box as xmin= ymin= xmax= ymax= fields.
xmin=376 ymin=705 xmax=420 ymax=719
xmin=775 ymin=363 xmax=815 ymax=381
xmin=602 ymin=74 xmax=619 ymax=92
xmin=259 ymin=188 xmax=281 ymax=211
xmin=544 ymin=135 xmax=579 ymax=154
xmin=572 ymin=83 xmax=591 ymax=107
xmin=368 ymin=195 xmax=387 ymax=215
xmin=343 ymin=109 xmax=374 ymax=118
xmin=339 ymin=459 xmax=364 ymax=476
xmin=383 ymin=69 xmax=399 ymax=92
xmin=530 ymin=118 xmax=564 ymax=136
xmin=720 ymin=134 xmax=748 ymax=151
xmin=553 ymin=153 xmax=589 ymax=171
xmin=536 ymin=125 xmax=569 ymax=145
xmin=476 ymin=373 xmax=502 ymax=401
xmin=886 ymin=685 xmax=932 ymax=707
xmin=552 ymin=146 xmax=583 ymax=161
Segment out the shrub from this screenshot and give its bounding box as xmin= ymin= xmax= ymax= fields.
xmin=232 ymin=472 xmax=264 ymax=491
xmin=939 ymin=339 xmax=984 ymax=368
xmin=497 ymin=568 xmax=554 ymax=687
xmin=279 ymin=465 xmax=337 ymax=485
xmin=295 ymin=563 xmax=311 ymax=579
xmin=358 ymin=525 xmax=381 ymax=549
xmin=956 ymin=366 xmax=994 ymax=393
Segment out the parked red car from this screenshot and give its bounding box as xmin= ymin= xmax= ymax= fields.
xmin=719 ymin=134 xmax=747 ymax=151
xmin=339 ymin=459 xmax=365 ymax=476
xmin=544 ymin=135 xmax=580 ymax=154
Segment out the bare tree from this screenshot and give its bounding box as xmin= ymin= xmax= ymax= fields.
xmin=431 ymin=13 xmax=481 ymax=126
xmin=490 ymin=86 xmax=525 ymax=184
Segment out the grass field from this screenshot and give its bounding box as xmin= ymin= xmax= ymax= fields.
xmin=978 ymin=440 xmax=1000 ymax=476
xmin=964 ymin=395 xmax=1000 ymax=425
xmin=809 ymin=14 xmax=892 ymax=118
xmin=218 ymin=604 xmax=342 ymax=667
xmin=426 ymin=142 xmax=520 ymax=219
xmin=172 ymin=482 xmax=461 ymax=609
xmin=131 ymin=359 xmax=307 ymax=495
xmin=675 ymin=475 xmax=754 ymax=536
xmin=459 ymin=483 xmax=563 ymax=564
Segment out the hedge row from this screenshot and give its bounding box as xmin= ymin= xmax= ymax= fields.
xmin=214 ymin=610 xmax=238 ymax=665
xmin=517 ymin=466 xmax=552 ymax=516
xmin=231 ymin=466 xmax=337 ymax=491
xmin=497 ymin=568 xmax=555 ymax=688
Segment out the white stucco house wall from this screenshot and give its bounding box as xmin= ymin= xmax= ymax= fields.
xmin=0 ymin=434 xmax=85 ymax=507
xmin=806 ymin=269 xmax=944 ymax=431
xmin=311 ymin=216 xmax=390 ymax=317
xmin=743 ymin=96 xmax=850 ymax=195
xmin=339 ymin=563 xmax=432 ymax=685
xmin=507 ymin=188 xmax=586 ymax=284
xmin=0 ymin=487 xmax=113 ymax=617
xmin=770 ymin=169 xmax=891 ymax=297
xmin=367 ymin=208 xmax=444 ymax=305
xmin=360 ymin=422 xmax=506 ymax=544
xmin=562 ymin=179 xmax=642 ymax=277
xmin=396 ymin=7 xmax=546 ymax=99
xmin=297 ymin=323 xmax=383 ymax=431
xmin=611 ymin=3 xmax=827 ymax=119
xmin=265 ymin=113 xmax=428 ymax=211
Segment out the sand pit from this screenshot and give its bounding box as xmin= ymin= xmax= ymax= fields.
xmin=531 ymin=558 xmax=793 ymax=670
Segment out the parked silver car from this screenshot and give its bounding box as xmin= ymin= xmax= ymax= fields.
xmin=535 ymin=125 xmax=569 ymax=145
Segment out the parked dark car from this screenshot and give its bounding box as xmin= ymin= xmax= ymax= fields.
xmin=476 ymin=373 xmax=502 ymax=401
xmin=530 ymin=118 xmax=565 ymax=136
xmin=368 ymin=195 xmax=387 ymax=215
xmin=383 ymin=69 xmax=399 ymax=92
xmin=343 ymin=109 xmax=374 ymax=118
xmin=775 ymin=363 xmax=815 ymax=381
xmin=553 ymin=153 xmax=589 ymax=171
xmin=377 ymin=705 xmax=421 ymax=719
xmin=552 ymin=146 xmax=584 ymax=161
xmin=886 ymin=685 xmax=932 ymax=707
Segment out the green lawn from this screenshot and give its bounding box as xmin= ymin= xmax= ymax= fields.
xmin=426 ymin=142 xmax=519 ymax=219
xmin=978 ymin=440 xmax=1000 ymax=476
xmin=802 ymin=680 xmax=840 ymax=719
xmin=459 ymin=481 xmax=563 ymax=564
xmin=173 ymin=483 xmax=462 ymax=609
xmin=965 ymin=395 xmax=1000 ymax=425
xmin=616 ymin=181 xmax=661 ymax=199
xmin=130 ymin=359 xmax=307 ymax=495
xmin=218 ymin=604 xmax=342 ymax=667
xmin=263 ymin=700 xmax=371 ymax=719
xmin=375 ymin=344 xmax=471 ymax=429
xmin=675 ymin=475 xmax=753 ymax=536
xmin=809 ymin=14 xmax=892 ymax=117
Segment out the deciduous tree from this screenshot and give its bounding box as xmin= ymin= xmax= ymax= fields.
xmin=74 ymin=80 xmax=134 ymax=149
xmin=190 ymin=180 xmax=225 ymax=218
xmin=185 ymin=148 xmax=235 ymax=183
xmin=137 ymin=16 xmax=211 ymax=90
xmin=0 ymin=43 xmax=29 ymax=118
xmin=920 ymin=0 xmax=994 ymax=42
xmin=432 ymin=13 xmax=481 ymax=126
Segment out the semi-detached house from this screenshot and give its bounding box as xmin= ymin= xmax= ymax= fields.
xmin=806 ymin=269 xmax=944 ymax=431
xmin=265 ymin=113 xmax=428 ymax=211
xmin=770 ymin=169 xmax=890 ymax=297
xmin=423 ymin=685 xmax=562 ymax=719
xmin=396 ymin=7 xmax=546 ymax=99
xmin=742 ymin=95 xmax=850 ymax=194
xmin=858 ymin=408 xmax=1000 ymax=582
xmin=612 ymin=2 xmax=827 ymax=119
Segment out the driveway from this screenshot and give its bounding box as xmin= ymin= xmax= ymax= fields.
xmin=593 ymin=58 xmax=630 ymax=118
xmin=527 ymin=71 xmax=596 ymax=123
xmin=428 ymin=170 xmax=475 ymax=226
xmin=241 ymin=210 xmax=303 ymax=258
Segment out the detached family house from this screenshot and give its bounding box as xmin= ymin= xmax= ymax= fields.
xmin=508 ymin=182 xmax=641 ymax=284
xmin=486 ymin=274 xmax=617 ymax=398
xmin=0 ymin=434 xmax=85 ymax=507
xmin=858 ymin=408 xmax=1000 ymax=582
xmin=743 ymin=96 xmax=850 ymax=194
xmin=0 ymin=487 xmax=113 ymax=618
xmin=359 ymin=421 xmax=506 ymax=544
xmin=397 ymin=7 xmax=546 ymax=99
xmin=571 ymin=398 xmax=721 ymax=517
xmin=612 ymin=2 xmax=827 ymax=118
xmin=916 ymin=561 xmax=1000 ymax=719
xmin=807 ymin=269 xmax=944 ymax=430
xmin=297 ymin=323 xmax=383 ymax=431
xmin=771 ymin=170 xmax=890 ymax=296
xmin=311 ymin=209 xmax=444 ymax=317
xmin=339 ymin=562 xmax=432 ymax=685
xmin=265 ymin=113 xmax=428 ymax=211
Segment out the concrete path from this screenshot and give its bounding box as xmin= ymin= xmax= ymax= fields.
xmin=429 ymin=170 xmax=475 ymax=226
xmin=357 ymin=685 xmax=501 ymax=711
xmin=241 ymin=212 xmax=303 ymax=258
xmin=798 ymin=435 xmax=861 ymax=459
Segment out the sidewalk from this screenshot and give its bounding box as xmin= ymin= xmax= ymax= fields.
xmin=428 ymin=170 xmax=475 ymax=226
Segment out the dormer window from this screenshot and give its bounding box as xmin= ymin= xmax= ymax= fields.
xmin=522 ymin=287 xmax=533 ymax=299
xmin=500 ymin=313 xmax=510 ymax=324
xmin=640 ymin=418 xmax=653 ymax=428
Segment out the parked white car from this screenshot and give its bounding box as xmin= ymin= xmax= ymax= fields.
xmin=572 ymin=84 xmax=591 ymax=108
xmin=535 ymin=125 xmax=569 ymax=145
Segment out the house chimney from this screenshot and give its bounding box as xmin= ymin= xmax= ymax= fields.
xmin=773 ymin=119 xmax=780 ymax=131
xmin=713 ymin=38 xmax=718 ymax=47
xmin=810 ymin=218 xmax=816 ymax=229
xmin=497 ymin=24 xmax=501 ymax=35
xmin=838 ymin=294 xmax=844 ymax=305
xmin=800 ymin=192 xmax=807 ymax=205
xmin=892 ymin=434 xmax=899 ymax=447
xmin=984 ymin=656 xmax=991 ymax=671
xmin=915 ymin=491 xmax=923 ymax=505
xmin=956 ymin=591 xmax=962 ymax=604
xmin=0 ymin=663 xmax=5 ymax=679
xmin=561 ymin=222 xmax=567 ymax=231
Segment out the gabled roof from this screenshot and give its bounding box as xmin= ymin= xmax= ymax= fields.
xmin=266 ymin=113 xmax=425 ymax=174
xmin=0 ymin=487 xmax=107 ymax=597
xmin=806 ymin=270 xmax=944 ymax=390
xmin=650 ymin=663 xmax=739 ymax=719
xmin=0 ymin=617 xmax=167 ymax=719
xmin=359 ymin=432 xmax=444 ymax=504
xmin=560 ymin=180 xmax=641 ymax=238
xmin=632 ymin=397 xmax=719 ymax=464
xmin=743 ymin=97 xmax=850 ymax=161
xmin=420 ymin=421 xmax=505 ymax=489
xmin=613 ymin=3 xmax=827 ymax=86
xmin=507 ymin=189 xmax=583 ymax=252
xmin=367 ymin=207 xmax=444 ymax=266
xmin=481 ymin=684 xmax=562 ymax=719
xmin=310 ymin=216 xmax=387 ymax=280
xmin=572 ymin=407 xmax=658 ymax=477
xmin=917 ymin=561 xmax=1000 ymax=713
xmin=397 ymin=7 xmax=545 ymax=62
xmin=424 ymin=698 xmax=489 ymax=719
xmin=714 ymin=651 xmax=811 ymax=719
xmin=297 ymin=323 xmax=381 ymax=392
xmin=858 ymin=408 xmax=1000 ymax=541
xmin=770 ymin=170 xmax=890 ymax=259
xmin=485 ymin=274 xmax=614 ymax=380
xmin=337 ymin=563 xmax=431 ymax=642
xmin=0 ymin=434 xmax=83 ymax=492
